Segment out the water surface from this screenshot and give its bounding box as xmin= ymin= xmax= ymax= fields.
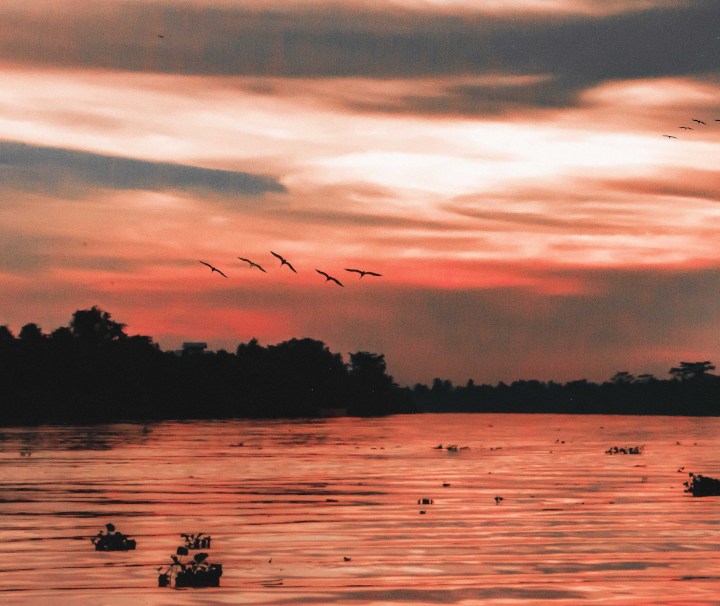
xmin=1 ymin=414 xmax=719 ymax=605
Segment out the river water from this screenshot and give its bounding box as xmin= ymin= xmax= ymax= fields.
xmin=1 ymin=414 xmax=719 ymax=605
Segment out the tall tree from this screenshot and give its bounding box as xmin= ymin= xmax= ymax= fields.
xmin=669 ymin=361 xmax=715 ymax=381
xmin=348 ymin=351 xmax=396 ymax=416
xmin=70 ymin=307 xmax=127 ymax=347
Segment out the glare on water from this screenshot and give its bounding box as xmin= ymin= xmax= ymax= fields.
xmin=1 ymin=414 xmax=719 ymax=605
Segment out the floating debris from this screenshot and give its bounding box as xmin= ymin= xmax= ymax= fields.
xmin=446 ymin=444 xmax=470 ymax=452
xmin=605 ymin=446 xmax=643 ymax=455
xmin=181 ymin=532 xmax=212 ymax=549
xmin=684 ymin=473 xmax=720 ymax=497
xmin=158 ymin=552 xmax=222 ymax=588
xmin=92 ymin=523 xmax=136 ymax=551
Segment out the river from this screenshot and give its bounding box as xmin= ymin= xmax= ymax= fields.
xmin=1 ymin=413 xmax=719 ymax=604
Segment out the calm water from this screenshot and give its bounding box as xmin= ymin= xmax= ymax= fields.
xmin=1 ymin=414 xmax=719 ymax=605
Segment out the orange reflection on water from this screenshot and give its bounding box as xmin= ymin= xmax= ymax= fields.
xmin=0 ymin=414 xmax=719 ymax=605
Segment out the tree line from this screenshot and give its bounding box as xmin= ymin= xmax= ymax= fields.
xmin=411 ymin=362 xmax=720 ymax=416
xmin=0 ymin=307 xmax=411 ymax=424
xmin=1 ymin=307 xmax=719 ymax=424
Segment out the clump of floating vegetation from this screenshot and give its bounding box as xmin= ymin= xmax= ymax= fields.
xmin=91 ymin=523 xmax=136 ymax=551
xmin=684 ymin=472 xmax=720 ymax=497
xmin=181 ymin=532 xmax=212 ymax=549
xmin=605 ymin=446 xmax=644 ymax=455
xmin=434 ymin=444 xmax=470 ymax=452
xmin=158 ymin=549 xmax=222 ymax=588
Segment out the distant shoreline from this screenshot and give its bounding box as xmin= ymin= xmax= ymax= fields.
xmin=2 ymin=307 xmax=718 ymax=424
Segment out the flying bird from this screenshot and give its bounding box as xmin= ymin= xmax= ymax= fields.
xmin=692 ymin=119 xmax=707 ymax=125
xmin=199 ymin=260 xmax=228 ymax=278
xmin=316 ymin=269 xmax=344 ymax=287
xmin=662 ymin=135 xmax=677 ymax=139
xmin=345 ymin=268 xmax=382 ymax=278
xmin=271 ymin=251 xmax=297 ymax=273
xmin=678 ymin=126 xmax=693 ymax=130
xmin=238 ymin=257 xmax=266 ymax=272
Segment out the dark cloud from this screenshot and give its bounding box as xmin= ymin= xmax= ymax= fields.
xmin=1 ymin=1 xmax=718 ymax=113
xmin=0 ymin=140 xmax=286 ymax=198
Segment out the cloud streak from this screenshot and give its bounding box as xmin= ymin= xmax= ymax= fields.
xmin=0 ymin=141 xmax=286 ymax=198
xmin=1 ymin=1 xmax=717 ymax=114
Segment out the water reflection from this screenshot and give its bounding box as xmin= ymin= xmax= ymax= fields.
xmin=0 ymin=414 xmax=719 ymax=605
xmin=0 ymin=424 xmax=154 ymax=453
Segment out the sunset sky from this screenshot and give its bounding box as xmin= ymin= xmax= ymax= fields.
xmin=1 ymin=0 xmax=720 ymax=386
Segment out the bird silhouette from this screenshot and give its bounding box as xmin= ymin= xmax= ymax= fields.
xmin=692 ymin=119 xmax=707 ymax=125
xmin=271 ymin=251 xmax=297 ymax=273
xmin=238 ymin=257 xmax=266 ymax=272
xmin=662 ymin=135 xmax=677 ymax=139
xmin=678 ymin=126 xmax=693 ymax=130
xmin=345 ymin=268 xmax=382 ymax=278
xmin=316 ymin=270 xmax=344 ymax=287
xmin=199 ymin=260 xmax=228 ymax=278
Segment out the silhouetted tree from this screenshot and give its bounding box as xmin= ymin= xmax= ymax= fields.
xmin=265 ymin=338 xmax=348 ymax=416
xmin=19 ymin=323 xmax=44 ymax=344
xmin=669 ymin=361 xmax=715 ymax=381
xmin=611 ymin=371 xmax=634 ymax=384
xmin=0 ymin=325 xmax=15 ymax=347
xmin=347 ymin=351 xmax=396 ymax=416
xmin=71 ymin=306 xmax=127 ymax=347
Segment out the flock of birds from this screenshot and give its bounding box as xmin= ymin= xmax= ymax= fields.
xmin=663 ymin=117 xmax=720 ymax=139
xmin=199 ymin=252 xmax=381 ymax=288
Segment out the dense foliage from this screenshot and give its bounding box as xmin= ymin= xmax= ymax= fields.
xmin=2 ymin=307 xmax=719 ymax=424
xmin=409 ymin=364 xmax=720 ymax=416
xmin=0 ymin=307 xmax=410 ymax=424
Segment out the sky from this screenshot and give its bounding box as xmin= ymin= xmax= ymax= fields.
xmin=1 ymin=0 xmax=720 ymax=387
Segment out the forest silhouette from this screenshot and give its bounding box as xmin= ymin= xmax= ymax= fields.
xmin=1 ymin=307 xmax=719 ymax=424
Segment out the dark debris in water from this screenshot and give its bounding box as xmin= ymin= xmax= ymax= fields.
xmin=684 ymin=473 xmax=720 ymax=497
xmin=605 ymin=445 xmax=643 ymax=455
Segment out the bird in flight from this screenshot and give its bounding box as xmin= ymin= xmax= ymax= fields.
xmin=678 ymin=126 xmax=693 ymax=130
xmin=238 ymin=257 xmax=266 ymax=272
xmin=199 ymin=260 xmax=228 ymax=278
xmin=662 ymin=135 xmax=677 ymax=139
xmin=316 ymin=270 xmax=344 ymax=287
xmin=271 ymin=251 xmax=297 ymax=273
xmin=692 ymin=119 xmax=707 ymax=125
xmin=345 ymin=268 xmax=382 ymax=278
